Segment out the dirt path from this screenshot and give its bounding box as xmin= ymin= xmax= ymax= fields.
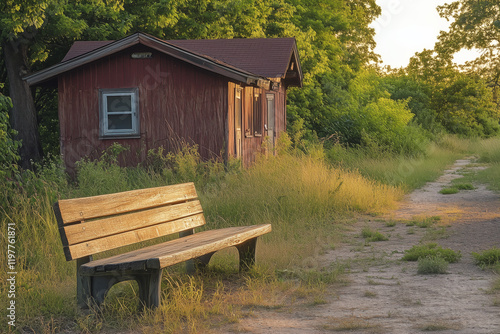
xmin=225 ymin=157 xmax=500 ymax=333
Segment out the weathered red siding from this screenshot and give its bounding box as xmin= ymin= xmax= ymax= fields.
xmin=58 ymin=45 xmax=228 ymax=170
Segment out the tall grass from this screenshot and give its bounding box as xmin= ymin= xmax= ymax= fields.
xmin=202 ymin=153 xmax=403 ymax=269
xmin=0 ymin=167 xmax=77 ymax=333
xmin=326 ymin=135 xmax=470 ymax=191
xmin=465 ymin=137 xmax=500 ymax=191
xmin=2 ymin=135 xmax=497 ymax=332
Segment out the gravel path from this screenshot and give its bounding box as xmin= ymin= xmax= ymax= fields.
xmin=224 ymin=157 xmax=500 ymax=334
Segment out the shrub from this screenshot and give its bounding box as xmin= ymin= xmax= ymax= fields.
xmin=417 ymin=256 xmax=449 ymax=274
xmin=402 ymin=243 xmax=461 ymax=263
xmin=456 ymin=183 xmax=475 ymax=190
xmin=472 ymin=248 xmax=500 ymax=267
xmin=440 ymin=183 xmax=475 ymax=194
xmin=146 ymin=143 xmax=230 ymax=191
xmin=439 ymin=187 xmax=459 ymax=195
xmin=361 ymin=227 xmax=388 ymax=242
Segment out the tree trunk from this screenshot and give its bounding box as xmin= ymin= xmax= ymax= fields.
xmin=3 ymin=38 xmax=43 ymax=169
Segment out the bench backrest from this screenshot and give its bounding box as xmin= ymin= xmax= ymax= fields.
xmin=53 ymin=182 xmax=205 ymax=261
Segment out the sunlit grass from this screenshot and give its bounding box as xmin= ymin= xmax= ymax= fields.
xmin=4 ymin=135 xmax=500 ymax=332
xmin=327 ymin=136 xmax=468 ymax=192
xmin=202 ymin=153 xmax=403 ymax=269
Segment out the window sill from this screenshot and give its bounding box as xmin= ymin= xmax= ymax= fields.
xmin=100 ymin=135 xmax=141 ymax=140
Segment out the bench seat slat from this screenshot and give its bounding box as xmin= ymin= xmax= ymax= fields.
xmin=79 ymin=224 xmax=272 ymax=275
xmin=64 ymin=214 xmax=206 ymax=261
xmin=62 ymin=200 xmax=203 ymax=246
xmin=57 ymin=183 xmax=198 ymax=224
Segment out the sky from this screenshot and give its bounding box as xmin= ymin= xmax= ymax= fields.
xmin=371 ymin=0 xmax=481 ymax=68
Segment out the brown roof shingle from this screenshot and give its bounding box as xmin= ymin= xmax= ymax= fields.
xmin=167 ymin=38 xmax=297 ymax=79
xmin=61 ymin=37 xmax=299 ymax=80
xmin=26 ymin=33 xmax=302 ymax=87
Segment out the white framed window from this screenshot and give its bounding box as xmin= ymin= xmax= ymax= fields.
xmin=99 ymin=88 xmax=139 ymax=138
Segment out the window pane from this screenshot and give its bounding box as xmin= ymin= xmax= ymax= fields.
xmin=107 ymin=95 xmax=132 ymax=112
xmin=108 ymin=114 xmax=132 ymax=130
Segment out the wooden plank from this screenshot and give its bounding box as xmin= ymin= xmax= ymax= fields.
xmin=62 ymin=200 xmax=203 ymax=246
xmin=56 ymin=183 xmax=197 ymax=224
xmin=64 ymin=213 xmax=206 ymax=261
xmin=79 ymin=224 xmax=272 ymax=274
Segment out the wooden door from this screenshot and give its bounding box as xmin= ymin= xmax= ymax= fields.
xmin=235 ymin=87 xmax=242 ymax=158
xmin=266 ymin=93 xmax=275 ymax=152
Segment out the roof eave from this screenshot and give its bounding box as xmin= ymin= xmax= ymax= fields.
xmin=25 ymin=33 xmax=142 ymax=86
xmin=138 ymin=34 xmax=268 ymax=86
xmin=24 ymin=32 xmax=270 ymax=88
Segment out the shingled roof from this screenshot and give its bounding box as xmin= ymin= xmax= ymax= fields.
xmin=26 ymin=32 xmax=302 ymax=88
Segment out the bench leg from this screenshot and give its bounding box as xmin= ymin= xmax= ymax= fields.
xmin=236 ymin=238 xmax=257 ymax=271
xmin=78 ymin=270 xmax=163 ymax=309
xmin=136 ymin=269 xmax=162 ymax=308
xmin=186 ymin=253 xmax=215 ymax=274
xmin=76 ymin=257 xmax=93 ymax=308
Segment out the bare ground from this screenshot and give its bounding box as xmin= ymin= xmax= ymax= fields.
xmin=223 ymin=158 xmax=500 ymax=334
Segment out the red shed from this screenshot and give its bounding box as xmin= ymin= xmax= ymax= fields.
xmin=25 ymin=32 xmax=303 ymax=170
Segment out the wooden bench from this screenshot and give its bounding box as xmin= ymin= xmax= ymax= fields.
xmin=53 ymin=182 xmax=271 ymax=309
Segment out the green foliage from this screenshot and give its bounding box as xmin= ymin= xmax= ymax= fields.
xmin=472 ymin=248 xmax=500 ymax=267
xmin=437 ymin=0 xmax=500 ymax=102
xmin=382 ymin=71 xmax=443 ymax=134
xmin=2 ymin=0 xmax=499 ymax=165
xmin=440 ymin=182 xmax=474 ymax=194
xmin=406 ymin=216 xmax=441 ymax=228
xmin=405 ymin=50 xmax=500 ymax=138
xmin=456 ymin=183 xmax=475 ymax=190
xmin=435 ymin=74 xmax=499 ymax=137
xmin=417 ymin=256 xmax=449 ymax=275
xmin=145 ymin=143 xmax=231 ymax=191
xmin=75 ymin=143 xmax=231 ymax=197
xmin=0 ymin=95 xmax=20 ymax=178
xmin=402 ymin=243 xmax=461 ymax=263
xmin=361 ymin=227 xmax=388 ymax=242
xmin=439 ymin=187 xmax=459 ymax=195
xmin=319 ymin=69 xmax=430 ymax=156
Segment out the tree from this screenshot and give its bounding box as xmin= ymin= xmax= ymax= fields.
xmin=382 ymin=70 xmax=441 ymax=134
xmin=437 ymin=0 xmax=500 ymax=104
xmin=1 ymin=0 xmax=385 ymax=165
xmin=285 ymin=0 xmax=381 ymax=138
xmin=405 ymin=49 xmax=499 ymax=137
xmin=0 ymin=0 xmax=182 ymax=168
xmin=0 ymin=95 xmax=20 ymax=178
xmin=0 ymin=0 xmax=51 ymax=168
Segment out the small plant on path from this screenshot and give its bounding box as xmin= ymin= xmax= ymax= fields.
xmin=440 ymin=183 xmax=475 ymax=194
xmin=417 ymin=256 xmax=449 ymax=275
xmin=401 ymin=243 xmax=461 ymax=263
xmin=361 ymin=227 xmax=388 ymax=242
xmin=472 ymin=248 xmax=500 ymax=267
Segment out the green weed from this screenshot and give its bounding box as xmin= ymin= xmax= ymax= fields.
xmin=417 ymin=256 xmax=449 ymax=275
xmin=440 ymin=183 xmax=475 ymax=194
xmin=418 ymin=321 xmax=461 ymax=331
xmin=402 ymin=243 xmax=461 ymax=263
xmin=439 ymin=187 xmax=459 ymax=194
xmin=472 ymin=248 xmax=500 ymax=267
xmin=456 ymin=183 xmax=475 ymax=190
xmin=361 ymin=227 xmax=389 ymax=242
xmin=421 ymin=227 xmax=449 ymax=241
xmin=323 ymin=316 xmax=382 ymax=332
xmin=406 ymin=216 xmax=441 ymax=228
xmin=385 ymin=220 xmax=397 ymax=227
